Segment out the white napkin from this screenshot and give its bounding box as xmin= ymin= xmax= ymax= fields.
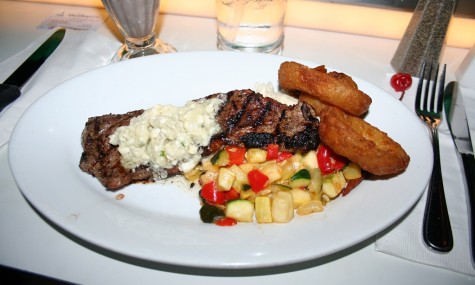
xmin=455 ymin=45 xmax=475 ymax=148
xmin=0 ymin=27 xmax=120 ymax=148
xmin=375 ymin=74 xmax=475 ymax=276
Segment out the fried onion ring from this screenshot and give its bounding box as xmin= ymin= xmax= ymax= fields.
xmin=319 ymin=106 xmax=410 ymax=176
xmin=278 ymin=61 xmax=372 ymax=116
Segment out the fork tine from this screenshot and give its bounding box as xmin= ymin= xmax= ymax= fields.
xmin=415 ymin=62 xmax=426 ymax=110
xmin=422 ymin=64 xmax=432 ymax=111
xmin=436 ymin=64 xmax=446 ymax=114
xmin=429 ymin=63 xmax=438 ymax=112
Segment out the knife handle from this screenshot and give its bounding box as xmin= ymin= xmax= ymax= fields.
xmin=461 ymin=153 xmax=475 ymax=262
xmin=0 ymin=84 xmax=21 ymax=112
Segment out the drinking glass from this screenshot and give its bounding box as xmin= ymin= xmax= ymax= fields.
xmin=216 ymin=0 xmax=287 ymax=54
xmin=102 ymin=0 xmax=176 ymax=62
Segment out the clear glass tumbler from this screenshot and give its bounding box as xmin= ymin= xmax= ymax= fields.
xmin=102 ymin=0 xmax=176 ymax=62
xmin=216 ymin=0 xmax=287 ymax=54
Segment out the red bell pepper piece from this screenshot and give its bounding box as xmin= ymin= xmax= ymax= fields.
xmin=224 ymin=187 xmax=240 ymax=201
xmin=317 ymin=144 xmax=347 ymax=175
xmin=200 ymin=181 xmax=226 ymax=205
xmin=276 ymin=151 xmax=293 ymax=162
xmin=200 ymin=182 xmax=240 ymax=205
xmin=266 ymin=144 xmax=279 ymax=160
xmin=266 ymin=144 xmax=293 ymax=162
xmin=214 ymin=217 xmax=237 ymax=226
xmin=225 ymin=146 xmax=246 ymax=166
xmin=247 ymin=169 xmax=269 ymax=193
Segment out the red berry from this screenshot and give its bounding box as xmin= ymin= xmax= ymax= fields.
xmin=390 ymin=73 xmax=412 ymax=92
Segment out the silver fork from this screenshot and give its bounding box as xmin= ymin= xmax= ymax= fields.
xmin=415 ymin=62 xmax=453 ymax=252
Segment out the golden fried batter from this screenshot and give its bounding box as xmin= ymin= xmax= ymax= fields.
xmin=299 ymin=92 xmax=330 ymax=116
xmin=319 ymin=106 xmax=410 ymax=176
xmin=278 ymin=61 xmax=372 ymax=116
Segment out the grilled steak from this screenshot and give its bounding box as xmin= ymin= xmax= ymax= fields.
xmin=79 ymin=89 xmax=320 ymax=190
xmin=205 ymin=89 xmax=320 ymax=155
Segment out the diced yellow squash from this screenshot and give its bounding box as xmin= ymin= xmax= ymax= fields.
xmin=239 ymin=163 xmax=256 ymax=174
xmin=229 ymin=164 xmax=248 ymax=191
xmin=201 ymin=158 xmax=220 ymax=173
xmin=302 ymin=150 xmax=318 ymax=169
xmin=308 ymin=168 xmax=323 ymax=193
xmin=290 ymin=153 xmax=303 ymax=163
xmin=343 ymin=162 xmax=362 ymax=180
xmin=272 ymin=191 xmax=294 ymax=223
xmin=183 ymin=166 xmax=203 ymax=182
xmin=290 ymin=188 xmax=312 ymax=208
xmin=259 ymin=162 xmax=282 ymax=183
xmin=322 ymin=171 xmax=346 ymax=198
xmin=240 ymin=189 xmax=255 ymax=200
xmin=199 ymin=170 xmax=218 ymax=185
xmin=246 ymin=148 xmax=267 ymax=163
xmin=255 ymin=197 xmax=273 ymax=223
xmin=218 ymin=167 xmax=236 ymax=191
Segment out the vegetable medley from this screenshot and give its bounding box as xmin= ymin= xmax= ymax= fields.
xmin=184 ymin=144 xmax=363 ymax=226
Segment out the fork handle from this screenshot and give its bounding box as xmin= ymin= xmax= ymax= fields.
xmin=423 ymin=127 xmax=454 ymax=252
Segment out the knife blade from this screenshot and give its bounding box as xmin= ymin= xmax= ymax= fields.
xmin=0 ymin=28 xmax=65 ymax=112
xmin=444 ymin=81 xmax=475 ymax=262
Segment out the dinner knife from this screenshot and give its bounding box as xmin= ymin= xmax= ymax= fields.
xmin=444 ymin=81 xmax=475 ymax=261
xmin=0 ymin=28 xmax=65 ymax=112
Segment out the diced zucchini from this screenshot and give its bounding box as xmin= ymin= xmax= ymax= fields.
xmin=255 ymin=197 xmax=272 ymax=223
xmin=225 ymin=199 xmax=254 ymax=222
xmin=343 ymin=162 xmax=362 ymax=180
xmin=259 ymin=162 xmax=282 ymax=183
xmin=302 ymin=150 xmax=318 ymax=169
xmin=281 ymin=159 xmax=302 ymax=180
xmin=322 ymin=171 xmax=347 ymax=198
xmin=271 ymin=191 xmax=294 ymax=223
xmin=199 ymin=203 xmax=225 ymax=223
xmin=269 ymin=183 xmax=292 ymax=192
xmin=289 ymin=169 xmax=311 ymax=188
xmin=218 ymin=167 xmax=236 ymax=191
xmin=290 ymin=188 xmax=312 ymax=208
xmin=246 ymin=148 xmax=267 ymax=163
xmin=308 ymin=168 xmax=323 ymax=193
xmin=211 ymin=149 xmax=229 ymax=166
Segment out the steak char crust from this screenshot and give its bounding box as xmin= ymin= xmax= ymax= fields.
xmin=79 ymin=89 xmax=320 ymax=190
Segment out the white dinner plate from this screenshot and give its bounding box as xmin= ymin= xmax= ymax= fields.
xmin=9 ymin=51 xmax=432 ymax=269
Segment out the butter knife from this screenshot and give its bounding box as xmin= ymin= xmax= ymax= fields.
xmin=444 ymin=81 xmax=475 ymax=261
xmin=0 ymin=28 xmax=65 ymax=112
